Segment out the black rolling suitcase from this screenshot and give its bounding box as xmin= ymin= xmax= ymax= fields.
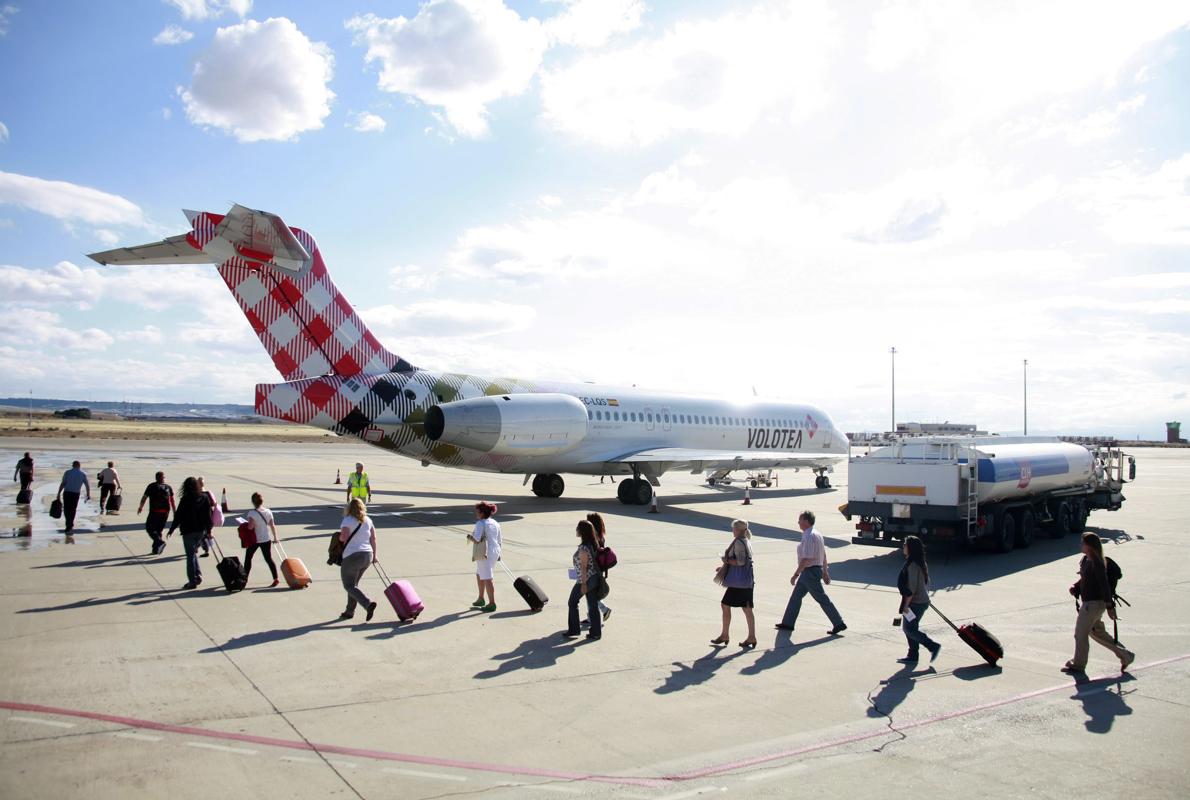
xmin=932 ymin=603 xmax=1003 ymax=666
xmin=17 ymin=488 xmax=32 ymax=504
xmin=106 ymin=492 xmax=122 ymax=512
xmin=211 ymin=536 xmax=246 ymax=593
xmin=500 ymin=562 xmax=548 ymax=612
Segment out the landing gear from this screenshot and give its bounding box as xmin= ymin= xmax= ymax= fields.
xmin=531 ymin=474 xmax=565 ymax=498
xmin=617 ymin=477 xmax=653 ymax=505
xmin=814 ymin=472 xmax=831 ymax=489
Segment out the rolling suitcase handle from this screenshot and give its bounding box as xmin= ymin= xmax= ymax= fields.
xmin=928 ymin=602 xmax=962 ymax=633
xmin=209 ymin=534 xmax=227 ymax=562
xmin=373 ymin=560 xmax=393 ymax=585
xmin=273 ymin=538 xmax=288 ymax=561
xmin=498 ymin=561 xmax=516 ymax=582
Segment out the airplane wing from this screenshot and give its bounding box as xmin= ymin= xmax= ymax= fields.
xmin=89 ymin=233 xmax=210 ymax=265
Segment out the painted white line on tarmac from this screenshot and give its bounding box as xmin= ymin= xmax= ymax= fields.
xmin=382 ymin=767 xmax=468 ymax=782
xmin=743 ymin=763 xmax=807 ymax=782
xmin=110 ymin=731 xmax=164 ymax=742
xmin=328 ymin=760 xmax=358 ymax=769
xmin=278 ymin=755 xmax=322 ymax=765
xmin=654 ymin=786 xmax=727 ymax=800
xmin=9 ymin=717 xmax=76 ymax=729
xmin=185 ymin=741 xmax=257 ymax=755
xmin=523 ymin=785 xmax=582 ymax=794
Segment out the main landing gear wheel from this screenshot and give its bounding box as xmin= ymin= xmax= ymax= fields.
xmin=617 ymin=477 xmax=653 ymax=505
xmin=815 ymin=474 xmax=831 ymax=489
xmin=531 ymin=474 xmax=565 ymax=498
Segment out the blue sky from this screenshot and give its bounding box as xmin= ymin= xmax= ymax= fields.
xmin=0 ymin=0 xmax=1188 ymax=437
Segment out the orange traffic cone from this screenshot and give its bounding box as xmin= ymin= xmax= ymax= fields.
xmin=335 ymin=468 xmax=342 ymax=485
xmin=742 ymin=487 xmax=752 ymax=505
xmin=648 ymin=492 xmax=660 ymax=514
xmin=221 ymin=488 xmax=230 ymax=513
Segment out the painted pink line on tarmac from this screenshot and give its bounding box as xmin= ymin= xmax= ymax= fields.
xmin=664 ymin=653 xmax=1190 ymax=781
xmin=0 ymin=700 xmax=663 ymax=789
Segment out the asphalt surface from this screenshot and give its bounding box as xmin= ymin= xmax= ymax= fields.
xmin=1 ymin=438 xmax=1187 ymax=798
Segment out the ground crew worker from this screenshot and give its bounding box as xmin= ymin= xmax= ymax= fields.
xmin=346 ymin=462 xmax=372 ymax=504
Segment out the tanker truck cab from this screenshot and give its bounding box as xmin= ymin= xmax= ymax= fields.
xmin=843 ymin=436 xmax=1135 ymax=554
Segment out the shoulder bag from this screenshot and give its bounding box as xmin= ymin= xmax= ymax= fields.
xmin=328 ymin=520 xmax=365 ymax=566
xmin=471 ymin=523 xmax=488 ymax=562
xmin=724 ymin=539 xmax=755 ymax=589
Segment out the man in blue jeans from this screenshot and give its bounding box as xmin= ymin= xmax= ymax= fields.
xmin=56 ymin=460 xmax=91 ymax=533
xmin=776 ymin=510 xmax=847 ymax=636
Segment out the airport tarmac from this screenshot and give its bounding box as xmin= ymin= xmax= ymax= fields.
xmin=1 ymin=437 xmax=1187 ymax=799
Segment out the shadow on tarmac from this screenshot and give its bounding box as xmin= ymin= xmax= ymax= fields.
xmin=17 ymin=588 xmax=181 ymax=613
xmin=739 ymin=633 xmax=835 ymax=676
xmin=1071 ymin=674 xmax=1136 ymax=733
xmin=473 ymin=633 xmax=584 ymax=678
xmin=366 ymin=610 xmax=473 ymax=639
xmin=201 ymin=619 xmax=343 ymax=652
xmin=656 ymin=647 xmax=755 ymax=694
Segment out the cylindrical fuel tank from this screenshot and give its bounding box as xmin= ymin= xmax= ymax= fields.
xmin=974 ymin=440 xmax=1093 ymax=504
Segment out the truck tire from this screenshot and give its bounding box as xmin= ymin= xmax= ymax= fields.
xmin=994 ymin=510 xmax=1015 ymax=553
xmin=1050 ymin=501 xmax=1072 ymax=538
xmin=1015 ymin=508 xmax=1035 ymax=549
xmin=1071 ymin=499 xmax=1088 ymax=533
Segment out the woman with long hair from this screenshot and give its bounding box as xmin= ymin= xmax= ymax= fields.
xmin=897 ymin=535 xmax=941 ymax=664
xmin=469 ymin=501 xmax=501 ymax=612
xmin=1064 ymin=532 xmax=1134 ymax=673
xmin=243 ymin=491 xmax=280 ymax=587
xmin=586 ymin=512 xmax=611 ymax=624
xmin=711 ymin=519 xmax=757 ymax=648
xmin=338 ymin=497 xmax=378 ymax=622
xmin=167 ymin=476 xmax=212 ymax=590
xmin=564 ymin=520 xmax=603 ymax=641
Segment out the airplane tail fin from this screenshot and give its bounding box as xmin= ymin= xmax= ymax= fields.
xmin=89 ymin=205 xmax=413 ymax=381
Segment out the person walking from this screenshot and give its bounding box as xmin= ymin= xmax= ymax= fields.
xmin=137 ymin=472 xmax=175 ymax=555
xmin=167 ymin=477 xmax=212 ymax=589
xmin=776 ymin=510 xmax=847 ymax=636
xmin=243 ymin=492 xmax=280 ymax=587
xmin=1063 ymin=532 xmax=1135 ymax=674
xmin=56 ymin=460 xmax=91 ymax=533
xmin=346 ymin=462 xmax=372 ymax=505
xmin=196 ymin=476 xmax=219 ymax=557
xmin=338 ymin=498 xmax=378 ymax=622
xmin=468 ymin=501 xmax=501 ymax=612
xmin=896 ymin=535 xmax=941 ymax=665
xmin=712 ymin=519 xmax=757 ymax=649
xmin=14 ymin=452 xmax=34 ymax=495
xmin=587 ymin=512 xmax=612 ymax=623
xmin=563 ymin=520 xmax=603 ymax=641
xmin=98 ymin=461 xmax=122 ymax=514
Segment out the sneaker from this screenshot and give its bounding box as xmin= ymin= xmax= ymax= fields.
xmin=896 ymin=656 xmax=918 ymax=665
xmin=200 ymin=551 xmax=210 ymax=558
xmin=828 ymin=623 xmax=848 ymax=636
xmin=602 ymin=607 xmax=612 ymax=622
xmin=365 ymin=601 xmax=378 ymax=622
xmin=930 ymin=644 xmax=942 ymax=663
xmin=481 ymin=603 xmax=496 ymax=613
xmin=585 ymin=633 xmax=601 ymax=641
xmin=1120 ymin=651 xmax=1135 ymax=672
xmin=182 ymin=582 xmax=196 ymax=590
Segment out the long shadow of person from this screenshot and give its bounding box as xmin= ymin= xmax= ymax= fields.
xmin=200 ymin=619 xmax=342 ymax=652
xmin=474 ymin=634 xmax=580 ymax=679
xmin=1073 ymin=674 xmax=1135 ymax=734
xmin=740 ymin=634 xmax=834 ymax=676
xmin=655 ymin=647 xmax=751 ymax=695
xmin=366 ymin=610 xmax=471 ymax=639
xmin=867 ymin=663 xmax=930 ymax=720
xmin=18 ymin=589 xmax=178 ymax=613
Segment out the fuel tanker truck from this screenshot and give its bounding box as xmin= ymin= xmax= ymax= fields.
xmin=842 ymin=437 xmax=1135 ymax=553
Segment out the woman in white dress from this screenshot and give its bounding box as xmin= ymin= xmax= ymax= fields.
xmin=468 ymin=501 xmax=501 ymax=613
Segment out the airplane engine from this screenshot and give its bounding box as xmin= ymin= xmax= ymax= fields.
xmin=424 ymin=393 xmax=589 ymax=456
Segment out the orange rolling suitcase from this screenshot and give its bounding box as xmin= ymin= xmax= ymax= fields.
xmin=275 ymin=540 xmax=311 ymax=589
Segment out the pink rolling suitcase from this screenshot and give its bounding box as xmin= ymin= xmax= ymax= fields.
xmin=374 ymin=562 xmax=423 ymax=622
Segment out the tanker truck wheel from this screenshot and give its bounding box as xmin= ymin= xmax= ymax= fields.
xmin=1071 ymin=500 xmax=1088 ymax=533
xmin=994 ymin=510 xmax=1015 ymax=554
xmin=1050 ymin=501 xmax=1072 ymax=538
xmin=1014 ymin=509 xmax=1035 ymax=549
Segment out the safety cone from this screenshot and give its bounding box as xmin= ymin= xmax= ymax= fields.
xmin=742 ymin=487 xmax=752 ymax=505
xmin=221 ymin=488 xmax=230 ymax=513
xmin=335 ymin=468 xmax=342 ymax=485
xmin=648 ymin=492 xmax=660 ymax=514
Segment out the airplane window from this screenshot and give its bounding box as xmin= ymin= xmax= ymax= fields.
xmin=614 ymin=412 xmax=620 ymax=421
xmin=702 ymin=415 xmax=708 ymax=424
xmin=664 ymin=414 xmax=670 ymax=423
xmin=647 ymin=413 xmax=653 ymax=422
xmin=587 ymin=409 xmax=593 ymax=420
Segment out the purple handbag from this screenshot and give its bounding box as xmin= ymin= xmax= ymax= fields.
xmin=724 ymin=540 xmax=754 ymax=589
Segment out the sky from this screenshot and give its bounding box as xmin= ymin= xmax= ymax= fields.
xmin=0 ymin=0 xmax=1187 ymax=438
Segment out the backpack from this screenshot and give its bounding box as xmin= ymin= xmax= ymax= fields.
xmin=1105 ymin=556 xmax=1123 ymax=599
xmin=596 ymin=545 xmax=617 ymax=572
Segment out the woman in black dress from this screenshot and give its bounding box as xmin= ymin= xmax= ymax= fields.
xmin=712 ymin=519 xmax=756 ymax=648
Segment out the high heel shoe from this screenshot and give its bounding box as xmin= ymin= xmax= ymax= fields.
xmin=739 ymin=639 xmax=758 ymax=649
xmin=710 ymin=636 xmax=730 ymax=646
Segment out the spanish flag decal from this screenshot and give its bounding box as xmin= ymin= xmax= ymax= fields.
xmin=608 ymin=398 xmax=620 ymax=406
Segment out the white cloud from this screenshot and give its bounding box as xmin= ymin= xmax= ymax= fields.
xmin=347 ymin=2 xmax=548 ymax=138
xmin=1100 ymin=273 xmax=1190 ymax=291
xmin=539 ymin=2 xmax=837 ymax=146
xmin=116 ymin=325 xmax=163 ymax=344
xmin=1076 ymin=154 xmax=1190 ymax=246
xmin=0 ymin=171 xmax=146 ymax=227
xmin=0 ymin=261 xmax=105 ymax=307
xmin=154 ymin=24 xmax=194 ymax=45
xmin=93 ymin=229 xmax=120 ymax=246
xmin=0 ymin=260 xmax=225 ymax=313
xmin=165 ymin=0 xmax=251 ymax=21
xmin=0 ymin=4 xmax=17 ymax=36
xmin=161 ymin=107 xmax=173 ymax=120
xmin=349 ymin=112 xmax=387 ymax=133
xmin=0 ymin=308 xmax=114 ymax=352
xmin=0 ymin=121 xmax=8 ymax=142
xmin=179 ymin=17 xmax=335 ymax=143
xmin=536 ymin=194 xmax=562 ymax=210
xmin=388 ymin=264 xmax=436 ymax=292
xmin=360 ymin=299 xmax=536 ymax=338
xmin=544 ymin=0 xmax=642 ymax=48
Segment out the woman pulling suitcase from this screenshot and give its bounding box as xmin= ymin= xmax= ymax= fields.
xmin=338 ymin=498 xmax=378 ymax=622
xmin=896 ymin=535 xmax=941 ymax=665
xmin=468 ymin=501 xmax=501 ymax=613
xmin=168 ymin=477 xmax=212 ymax=590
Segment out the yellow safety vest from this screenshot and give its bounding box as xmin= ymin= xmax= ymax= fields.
xmin=348 ymin=472 xmax=370 ymax=498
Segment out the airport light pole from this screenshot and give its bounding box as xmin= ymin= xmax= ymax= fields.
xmin=1023 ymin=359 xmax=1028 ymax=435
xmin=890 ymin=346 xmax=897 ymax=435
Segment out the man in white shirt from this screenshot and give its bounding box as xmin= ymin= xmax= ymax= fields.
xmin=775 ymin=510 xmax=847 ymax=635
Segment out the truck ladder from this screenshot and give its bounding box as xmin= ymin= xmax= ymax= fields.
xmin=963 ymin=460 xmax=979 ymax=539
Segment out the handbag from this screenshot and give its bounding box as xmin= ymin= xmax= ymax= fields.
xmin=328 ymin=521 xmax=365 ymax=566
xmin=596 ymin=545 xmax=617 ymax=572
xmin=237 ymin=511 xmax=258 ymax=548
xmin=713 ymin=563 xmax=729 ymax=586
xmin=471 ymin=524 xmax=488 ymax=562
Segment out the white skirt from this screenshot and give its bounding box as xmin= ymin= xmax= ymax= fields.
xmin=475 ymin=555 xmax=498 ymax=581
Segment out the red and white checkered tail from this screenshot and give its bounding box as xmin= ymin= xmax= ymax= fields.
xmin=90 ymin=205 xmax=414 ymax=381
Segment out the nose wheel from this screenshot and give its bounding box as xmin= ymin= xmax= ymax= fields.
xmin=814 ymin=471 xmax=831 ymax=489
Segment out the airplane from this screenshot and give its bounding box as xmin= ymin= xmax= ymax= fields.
xmin=89 ymin=205 xmax=848 ymax=505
